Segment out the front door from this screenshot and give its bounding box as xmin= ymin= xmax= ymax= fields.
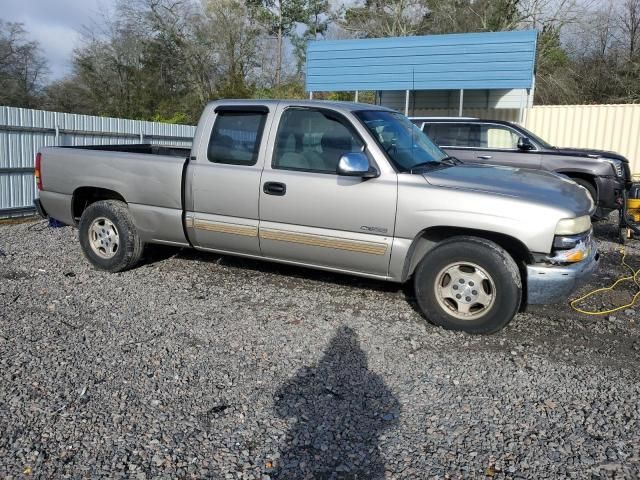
xmin=471 ymin=123 xmax=542 ymax=169
xmin=186 ymin=106 xmax=271 ymax=255
xmin=259 ymin=106 xmax=397 ymax=277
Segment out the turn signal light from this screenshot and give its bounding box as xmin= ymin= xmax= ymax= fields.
xmin=35 ymin=152 xmax=42 ymax=190
xmin=548 ymin=241 xmax=590 ymax=264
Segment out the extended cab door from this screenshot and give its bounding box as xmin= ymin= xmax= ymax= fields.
xmin=185 ymin=105 xmax=272 ymax=255
xmin=258 ymin=106 xmax=397 ymax=277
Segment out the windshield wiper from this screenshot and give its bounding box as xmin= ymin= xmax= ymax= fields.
xmin=407 ymin=156 xmax=461 ymax=173
xmin=407 ymin=161 xmax=441 ymax=173
xmin=440 ymin=156 xmax=463 ymax=165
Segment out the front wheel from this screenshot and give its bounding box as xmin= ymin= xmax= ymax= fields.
xmin=572 ymin=178 xmax=604 ymax=221
xmin=413 ymin=237 xmax=522 ymax=334
xmin=78 ymin=200 xmax=143 ymax=272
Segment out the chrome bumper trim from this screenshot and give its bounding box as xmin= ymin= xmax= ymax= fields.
xmin=526 ymin=247 xmax=600 ymax=305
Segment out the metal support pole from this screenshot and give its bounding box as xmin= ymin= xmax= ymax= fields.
xmin=518 ymin=89 xmax=528 ymax=125
xmin=309 ymin=91 xmax=313 ymax=100
xmin=405 ymin=90 xmax=410 ymax=116
xmin=354 ymin=90 xmax=359 ymax=103
xmin=458 ymin=89 xmax=464 ymax=117
xmin=522 ymin=89 xmax=530 ymax=126
xmin=54 ymin=112 xmax=60 ymax=145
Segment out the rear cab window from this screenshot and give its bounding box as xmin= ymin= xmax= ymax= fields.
xmin=208 ymin=110 xmax=268 ymax=165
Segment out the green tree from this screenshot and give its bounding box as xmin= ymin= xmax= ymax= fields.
xmin=246 ymin=0 xmax=308 ymax=85
xmin=291 ymin=0 xmax=330 ymax=77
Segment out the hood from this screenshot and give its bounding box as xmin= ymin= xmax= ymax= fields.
xmin=423 ymin=164 xmax=593 ymax=215
xmin=546 ymin=147 xmax=629 ymax=163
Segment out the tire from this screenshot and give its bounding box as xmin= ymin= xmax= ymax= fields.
xmin=413 ymin=236 xmax=521 ymax=334
xmin=571 ymin=178 xmax=603 ymax=221
xmin=78 ymin=200 xmax=143 ymax=272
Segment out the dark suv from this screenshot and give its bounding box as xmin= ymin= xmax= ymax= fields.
xmin=411 ymin=117 xmax=632 ymax=219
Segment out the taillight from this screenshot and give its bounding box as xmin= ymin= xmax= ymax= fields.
xmin=35 ymin=152 xmax=42 ymax=190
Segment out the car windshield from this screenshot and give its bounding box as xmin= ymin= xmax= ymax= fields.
xmin=355 ymin=110 xmax=449 ymax=171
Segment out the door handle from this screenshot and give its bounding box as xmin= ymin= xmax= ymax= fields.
xmin=477 ymin=155 xmax=493 ymax=160
xmin=263 ymin=181 xmax=286 ymax=196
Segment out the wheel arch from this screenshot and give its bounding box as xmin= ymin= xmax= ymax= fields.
xmin=555 ymin=171 xmax=597 ymax=192
xmin=72 ymin=187 xmax=127 ymax=224
xmin=401 ymin=226 xmax=533 ymax=283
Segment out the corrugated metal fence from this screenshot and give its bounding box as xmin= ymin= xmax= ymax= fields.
xmin=524 ymin=104 xmax=640 ymax=176
xmin=0 ymin=106 xmax=196 ymax=218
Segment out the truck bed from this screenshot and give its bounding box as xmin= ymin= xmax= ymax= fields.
xmin=38 ymin=144 xmax=189 ymax=246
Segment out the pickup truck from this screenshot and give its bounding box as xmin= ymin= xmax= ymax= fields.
xmin=34 ymin=100 xmax=599 ymax=334
xmin=411 ymin=117 xmax=633 ymax=220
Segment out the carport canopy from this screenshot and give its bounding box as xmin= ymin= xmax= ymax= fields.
xmin=306 ymin=30 xmax=538 ymax=118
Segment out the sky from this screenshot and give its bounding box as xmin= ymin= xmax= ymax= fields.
xmin=3 ymin=0 xmax=109 ymax=80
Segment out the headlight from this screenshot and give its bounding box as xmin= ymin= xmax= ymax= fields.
xmin=553 ymin=232 xmax=589 ymax=249
xmin=607 ymin=158 xmax=624 ymax=177
xmin=549 ymin=229 xmax=592 ymax=264
xmin=555 ymin=215 xmax=591 ymax=235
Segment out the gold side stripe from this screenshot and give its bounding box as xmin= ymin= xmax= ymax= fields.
xmin=260 ymin=229 xmax=387 ymax=256
xmin=192 ymin=219 xmax=388 ymax=255
xmin=193 ymin=220 xmax=258 ymax=237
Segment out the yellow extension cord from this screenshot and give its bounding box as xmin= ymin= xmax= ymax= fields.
xmin=570 ymin=247 xmax=640 ymax=315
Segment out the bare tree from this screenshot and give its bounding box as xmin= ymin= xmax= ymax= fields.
xmin=203 ymin=0 xmax=261 ymax=97
xmin=339 ymin=0 xmax=431 ymax=38
xmin=619 ymin=0 xmax=640 ymax=58
xmin=0 ymin=20 xmax=49 ymax=108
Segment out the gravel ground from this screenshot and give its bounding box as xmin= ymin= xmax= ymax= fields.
xmin=1 ymin=217 xmax=639 ymax=479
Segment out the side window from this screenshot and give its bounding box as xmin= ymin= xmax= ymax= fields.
xmin=422 ymin=123 xmax=438 ymax=141
xmin=426 ymin=123 xmax=479 ymax=148
xmin=481 ymin=125 xmax=520 ymax=149
xmin=207 ymin=111 xmax=267 ymax=165
xmin=273 ymin=109 xmax=364 ymax=173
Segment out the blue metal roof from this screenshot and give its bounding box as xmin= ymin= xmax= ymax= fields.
xmin=306 ymin=30 xmax=537 ymax=92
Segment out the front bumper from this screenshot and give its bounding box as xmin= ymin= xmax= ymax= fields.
xmin=596 ymin=176 xmax=627 ymax=211
xmin=526 ymin=246 xmax=600 ymax=304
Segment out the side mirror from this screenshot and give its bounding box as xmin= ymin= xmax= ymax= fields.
xmin=337 ymin=152 xmax=378 ymax=178
xmin=517 ymin=136 xmax=535 ymax=151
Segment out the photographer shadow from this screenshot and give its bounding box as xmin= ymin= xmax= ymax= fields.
xmin=274 ymin=326 xmax=400 ymax=479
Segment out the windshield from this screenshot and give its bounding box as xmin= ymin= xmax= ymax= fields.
xmin=355 ymin=110 xmax=449 ymax=171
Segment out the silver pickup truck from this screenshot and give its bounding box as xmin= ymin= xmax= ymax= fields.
xmin=35 ymin=100 xmax=599 ymax=334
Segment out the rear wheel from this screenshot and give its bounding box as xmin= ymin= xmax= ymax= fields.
xmin=413 ymin=237 xmax=521 ymax=334
xmin=78 ymin=200 xmax=143 ymax=272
